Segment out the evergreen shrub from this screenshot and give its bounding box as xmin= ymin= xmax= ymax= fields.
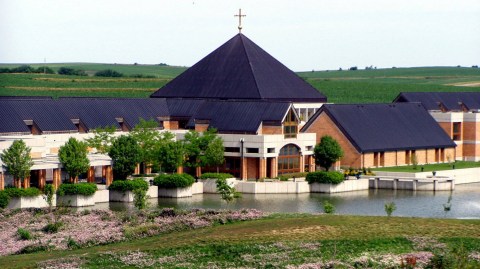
xmin=4 ymin=187 xmax=41 ymax=197
xmin=57 ymin=183 xmax=97 ymax=196
xmin=199 ymin=173 xmax=234 ymax=180
xmin=153 ymin=174 xmax=195 ymax=188
xmin=108 ymin=178 xmax=149 ymax=192
xmin=0 ymin=191 xmax=10 ymax=208
xmin=306 ymin=171 xmax=344 ymax=184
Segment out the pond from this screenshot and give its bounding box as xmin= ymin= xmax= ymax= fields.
xmin=93 ymin=183 xmax=480 ymax=219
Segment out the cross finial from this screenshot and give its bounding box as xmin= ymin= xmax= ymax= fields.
xmin=234 ymin=8 xmax=246 ymax=33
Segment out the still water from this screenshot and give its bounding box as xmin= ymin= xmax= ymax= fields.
xmin=95 ymin=183 xmax=480 ymax=219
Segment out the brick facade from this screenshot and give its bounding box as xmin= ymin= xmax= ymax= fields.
xmin=261 ymin=125 xmax=283 ymax=135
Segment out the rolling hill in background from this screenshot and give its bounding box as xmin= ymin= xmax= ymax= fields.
xmin=0 ymin=63 xmax=479 ymax=103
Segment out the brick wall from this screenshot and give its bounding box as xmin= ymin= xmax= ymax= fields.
xmin=247 ymin=157 xmax=258 ymax=179
xmin=163 ymin=121 xmax=179 ymax=130
xmin=463 ymin=122 xmax=478 ymax=141
xmin=262 ymin=125 xmax=282 ymax=135
xmin=195 ymin=124 xmax=209 ymax=132
xmin=303 ymin=113 xmax=362 ymax=168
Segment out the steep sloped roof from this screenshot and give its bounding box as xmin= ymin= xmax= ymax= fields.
xmin=394 ymin=92 xmax=480 ymax=111
xmin=188 ymin=100 xmax=291 ymax=133
xmin=302 ymin=103 xmax=456 ymax=152
xmin=151 ymin=34 xmax=326 ymax=102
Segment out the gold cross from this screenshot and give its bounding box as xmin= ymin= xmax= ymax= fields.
xmin=234 ymin=8 xmax=246 ymax=33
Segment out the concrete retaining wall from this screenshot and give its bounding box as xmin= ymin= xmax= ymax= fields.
xmin=158 ymin=186 xmax=193 ymax=197
xmin=191 ymin=182 xmax=203 ymax=194
xmin=369 ymin=178 xmax=455 ymax=191
xmin=310 ymin=179 xmax=369 ymax=193
xmin=109 ymin=190 xmax=134 ymax=202
xmin=147 ymin=186 xmax=158 ymax=198
xmin=57 ymin=194 xmax=95 ymax=207
xmin=199 ymin=178 xmax=236 ymax=193
xmin=235 ymin=181 xmax=309 ymax=194
xmin=8 ymin=195 xmax=52 ymax=209
xmin=93 ymin=189 xmax=109 ymax=203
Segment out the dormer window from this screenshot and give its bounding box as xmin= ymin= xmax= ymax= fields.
xmin=23 ymin=120 xmax=41 ymax=135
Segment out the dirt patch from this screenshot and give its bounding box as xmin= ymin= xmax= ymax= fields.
xmin=447 ymin=81 xmax=480 ymax=87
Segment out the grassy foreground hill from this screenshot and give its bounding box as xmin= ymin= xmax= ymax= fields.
xmin=0 ymin=214 xmax=478 ymax=268
xmin=0 ymin=64 xmax=479 ymax=102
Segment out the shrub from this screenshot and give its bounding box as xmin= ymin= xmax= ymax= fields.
xmin=11 ymin=65 xmax=35 ymax=73
xmin=66 ymin=237 xmax=81 ymax=249
xmin=306 ymin=171 xmax=344 ymax=184
xmin=17 ymin=228 xmax=32 ymax=240
xmin=57 ymin=183 xmax=97 ymax=196
xmin=4 ymin=187 xmax=41 ymax=197
xmin=43 ymin=221 xmax=63 ymax=233
xmin=385 ymin=202 xmax=397 ymax=217
xmin=133 ymin=188 xmax=148 ymax=210
xmin=0 ymin=191 xmax=10 ymax=209
xmin=199 ymin=173 xmax=234 ymax=180
xmin=57 ymin=67 xmax=87 ymax=76
xmin=17 ymin=244 xmax=53 ymax=254
xmin=94 ymin=69 xmax=124 ymax=77
xmin=108 ymin=178 xmax=149 ymax=192
xmin=216 ymin=178 xmax=241 ymax=203
xmin=34 ymin=66 xmax=55 ymax=74
xmin=43 ymin=184 xmax=55 ymax=211
xmin=277 ymin=172 xmax=308 ymax=181
xmin=322 ymin=201 xmax=335 ymax=214
xmin=153 ymin=174 xmax=195 ymax=188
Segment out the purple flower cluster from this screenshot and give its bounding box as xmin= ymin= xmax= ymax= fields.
xmin=0 ymin=208 xmax=266 ymax=256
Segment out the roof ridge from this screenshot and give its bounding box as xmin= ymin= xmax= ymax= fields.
xmin=239 ymin=34 xmax=262 ymax=99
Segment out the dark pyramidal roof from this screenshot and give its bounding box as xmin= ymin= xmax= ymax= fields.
xmin=394 ymin=92 xmax=480 ymax=111
xmin=302 ymin=103 xmax=456 ymax=152
xmin=151 ymin=34 xmax=326 ymax=102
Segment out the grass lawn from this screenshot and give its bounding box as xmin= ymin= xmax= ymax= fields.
xmin=372 ymin=161 xmax=480 ymax=173
xmin=1 ymin=214 xmax=479 ymax=268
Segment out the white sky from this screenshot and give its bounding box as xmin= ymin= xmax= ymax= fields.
xmin=1 ymin=0 xmax=479 ymax=71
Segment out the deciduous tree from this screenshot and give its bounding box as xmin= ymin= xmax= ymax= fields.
xmin=314 ymin=135 xmax=344 ymax=171
xmin=58 ymin=137 xmax=90 ymax=183
xmin=85 ymin=125 xmax=116 ymax=154
xmin=0 ymin=140 xmax=33 ymax=188
xmin=108 ymin=135 xmax=141 ymax=180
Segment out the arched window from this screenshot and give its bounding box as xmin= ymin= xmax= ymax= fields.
xmin=278 ymin=144 xmax=300 ymax=174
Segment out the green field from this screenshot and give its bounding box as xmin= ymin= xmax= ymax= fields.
xmin=0 ymin=214 xmax=478 ymax=268
xmin=1 ymin=64 xmax=479 ymax=102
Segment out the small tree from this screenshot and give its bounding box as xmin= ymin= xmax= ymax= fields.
xmin=216 ymin=178 xmax=241 ymax=204
xmin=184 ymin=129 xmax=219 ymax=175
xmin=384 ymin=202 xmax=397 ymax=217
xmin=58 ymin=137 xmax=90 ymax=183
xmin=314 ymin=136 xmax=344 ymax=171
xmin=204 ymin=136 xmax=225 ymax=173
xmin=108 ymin=135 xmax=141 ymax=180
xmin=0 ymin=140 xmax=34 ymax=188
xmin=133 ymin=188 xmax=148 ymax=210
xmin=158 ymin=140 xmax=185 ymax=173
xmin=85 ymin=125 xmax=116 ymax=154
xmin=43 ymin=184 xmax=55 ymax=213
xmin=130 ymin=118 xmax=173 ymax=174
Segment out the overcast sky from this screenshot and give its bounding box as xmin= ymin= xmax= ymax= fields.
xmin=1 ymin=0 xmax=479 ymax=71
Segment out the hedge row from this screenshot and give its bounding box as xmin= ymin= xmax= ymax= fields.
xmin=306 ymin=171 xmax=344 ymax=184
xmin=153 ymin=174 xmax=195 ymax=188
xmin=199 ymin=173 xmax=234 ymax=181
xmin=277 ymin=172 xmax=309 ymax=181
xmin=0 ymin=187 xmax=42 ymax=209
xmin=108 ymin=179 xmax=149 ymax=192
xmin=57 ymin=183 xmax=97 ymax=196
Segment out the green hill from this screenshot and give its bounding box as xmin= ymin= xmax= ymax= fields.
xmin=0 ymin=64 xmax=479 ymax=102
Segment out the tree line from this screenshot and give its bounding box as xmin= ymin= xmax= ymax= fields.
xmin=0 ymin=65 xmax=156 ymax=78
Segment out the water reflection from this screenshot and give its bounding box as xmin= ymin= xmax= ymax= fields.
xmin=90 ymin=183 xmax=480 ymax=219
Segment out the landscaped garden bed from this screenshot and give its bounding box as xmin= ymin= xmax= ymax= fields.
xmin=153 ymin=174 xmax=196 ymax=197
xmin=56 ymin=183 xmax=97 ymax=207
xmin=108 ymin=179 xmax=149 ymax=202
xmin=0 ymin=187 xmax=48 ymax=209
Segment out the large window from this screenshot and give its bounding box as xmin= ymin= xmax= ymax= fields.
xmin=278 ymin=144 xmax=301 ymax=174
xmin=283 ymin=109 xmax=298 ymax=138
xmin=452 ymin=122 xmax=462 ymax=141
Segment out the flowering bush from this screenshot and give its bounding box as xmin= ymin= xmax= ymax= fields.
xmin=0 ymin=208 xmax=266 ymax=256
xmin=108 ymin=178 xmax=149 ymax=192
xmin=153 ymin=174 xmax=195 ymax=188
xmin=57 ymin=183 xmax=97 ymax=196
